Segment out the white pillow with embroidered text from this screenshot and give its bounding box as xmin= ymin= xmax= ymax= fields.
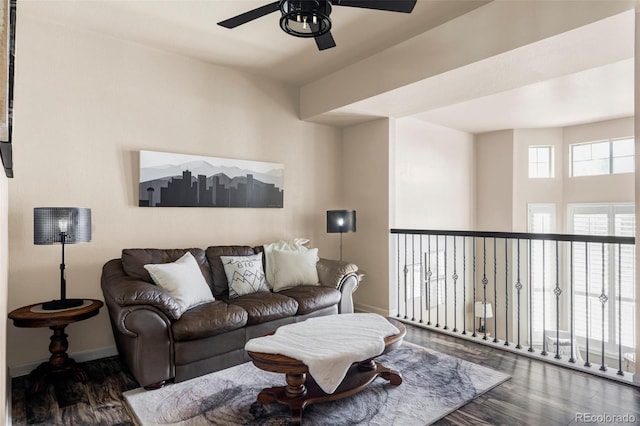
xmin=220 ymin=253 xmax=270 ymax=298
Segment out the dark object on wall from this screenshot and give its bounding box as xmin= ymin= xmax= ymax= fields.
xmin=218 ymin=0 xmax=417 ymax=51
xmin=327 ymin=209 xmax=356 ymax=260
xmin=34 ymin=207 xmax=92 ymax=310
xmin=0 ymin=0 xmax=16 ymax=178
xmin=139 ymin=150 xmax=284 ymax=208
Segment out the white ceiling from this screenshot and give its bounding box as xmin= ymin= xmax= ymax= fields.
xmin=21 ymin=0 xmax=487 ymax=85
xmin=21 ymin=0 xmax=635 ymax=134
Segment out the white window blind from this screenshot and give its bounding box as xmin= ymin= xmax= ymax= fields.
xmin=528 ymin=204 xmax=556 ymax=342
xmin=569 ymin=204 xmax=636 ymax=353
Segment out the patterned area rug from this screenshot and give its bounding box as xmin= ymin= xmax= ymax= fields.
xmin=124 ymin=342 xmax=510 ymax=425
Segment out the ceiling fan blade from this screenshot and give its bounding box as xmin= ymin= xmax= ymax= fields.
xmin=333 ymin=0 xmax=417 ymax=13
xmin=217 ymin=1 xmax=280 ymax=29
xmin=315 ymin=31 xmax=337 ymax=51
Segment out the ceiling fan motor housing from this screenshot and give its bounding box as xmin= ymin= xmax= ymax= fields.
xmin=279 ymin=0 xmax=332 ymax=38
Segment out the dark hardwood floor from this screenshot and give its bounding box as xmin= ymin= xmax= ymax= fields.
xmin=11 ymin=323 xmax=640 ymax=425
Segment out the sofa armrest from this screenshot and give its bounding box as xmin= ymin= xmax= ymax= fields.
xmin=317 ymin=258 xmax=360 ymax=314
xmin=102 ymin=259 xmax=176 ymax=386
xmin=104 ymin=301 xmax=174 ymax=387
xmin=101 ymin=258 xmax=183 ymax=321
xmin=317 ymin=258 xmax=359 ymax=290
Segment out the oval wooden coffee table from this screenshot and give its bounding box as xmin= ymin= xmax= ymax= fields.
xmin=247 ymin=317 xmax=406 ymax=425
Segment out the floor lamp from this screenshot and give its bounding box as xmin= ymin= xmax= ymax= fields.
xmin=326 ymin=210 xmax=356 ymax=261
xmin=474 ymin=301 xmax=493 ymax=333
xmin=34 ymin=207 xmax=91 ymax=310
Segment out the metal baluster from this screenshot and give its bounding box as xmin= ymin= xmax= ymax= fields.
xmin=554 ymin=240 xmax=562 ymax=359
xmin=516 ymin=239 xmax=522 ymax=349
xmin=453 ymin=236 xmax=458 ymax=332
xmin=482 ymin=237 xmax=488 ymax=340
xmin=528 ymin=239 xmax=534 ymax=353
xmin=617 ymin=243 xmax=623 ymax=375
xmin=444 ymin=237 xmax=449 ymax=330
xmin=411 ymin=235 xmax=416 ymax=322
xmin=419 ymin=236 xmax=424 ymax=324
xmin=462 ymin=237 xmax=467 ymax=335
xmin=493 ymin=238 xmax=498 ymax=343
xmin=504 ymin=239 xmax=509 ymax=346
xmin=569 ymin=241 xmax=575 ymax=363
xmin=585 ymin=241 xmax=591 ymax=368
xmin=472 ymin=238 xmax=477 ymax=338
xmin=403 ymin=234 xmax=408 ymax=320
xmin=427 ymin=235 xmax=432 ymax=326
xmin=599 ymin=242 xmax=607 ymax=372
xmin=396 ymin=234 xmax=400 ymax=318
xmin=436 ymin=236 xmax=440 ymax=328
xmin=541 ymin=241 xmax=547 ymax=356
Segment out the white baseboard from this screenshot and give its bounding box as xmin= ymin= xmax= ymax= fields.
xmin=354 ymin=303 xmax=389 ymax=316
xmin=9 ymin=346 xmax=118 ymax=378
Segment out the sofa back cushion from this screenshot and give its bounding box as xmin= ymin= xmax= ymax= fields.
xmin=205 ymin=246 xmax=258 ymax=298
xmin=122 ymin=248 xmax=213 ymax=288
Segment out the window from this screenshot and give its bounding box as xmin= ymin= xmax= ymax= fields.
xmin=528 ymin=204 xmax=556 ymax=342
xmin=569 ymin=203 xmax=636 ymax=353
xmin=528 ymin=146 xmax=553 ymax=178
xmin=570 ymin=138 xmax=635 ymax=177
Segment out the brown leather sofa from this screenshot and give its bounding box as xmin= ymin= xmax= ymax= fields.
xmin=101 ymin=245 xmax=360 ymax=389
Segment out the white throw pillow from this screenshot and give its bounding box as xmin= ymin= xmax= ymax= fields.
xmin=144 ymin=252 xmax=214 ymax=317
xmin=271 ymin=248 xmax=320 ymax=292
xmin=220 ymin=253 xmax=270 ymax=299
xmin=263 ymin=238 xmax=310 ymax=288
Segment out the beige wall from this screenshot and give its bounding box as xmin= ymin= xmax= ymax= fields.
xmin=6 ymin=15 xmax=344 ymax=368
xmin=393 ymin=118 xmax=475 ymax=230
xmin=479 ymin=118 xmax=633 ymax=235
xmin=343 ymin=118 xmax=392 ymax=315
xmin=1 ymin=172 xmax=7 ymax=423
xmin=475 ymin=130 xmax=514 ymax=231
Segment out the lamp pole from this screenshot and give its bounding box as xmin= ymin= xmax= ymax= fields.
xmin=59 ymin=231 xmax=66 ymax=300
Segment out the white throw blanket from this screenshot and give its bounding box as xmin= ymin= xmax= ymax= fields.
xmin=244 ymin=313 xmax=400 ymax=394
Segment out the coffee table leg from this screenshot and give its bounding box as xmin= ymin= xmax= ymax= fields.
xmin=358 ymin=360 xmax=402 ymax=385
xmin=379 ymin=367 xmax=403 ymax=385
xmin=285 ymin=372 xmax=307 ymax=398
xmin=255 ymin=373 xmax=307 ymax=425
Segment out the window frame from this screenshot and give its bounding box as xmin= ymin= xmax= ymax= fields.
xmin=570 ymin=137 xmax=635 ymax=177
xmin=528 ymin=145 xmax=554 ymax=179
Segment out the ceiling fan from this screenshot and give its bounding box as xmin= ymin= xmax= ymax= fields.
xmin=217 ymin=0 xmax=417 ymax=51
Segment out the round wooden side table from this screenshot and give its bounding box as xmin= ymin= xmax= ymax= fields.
xmin=8 ymin=299 xmax=103 ymax=393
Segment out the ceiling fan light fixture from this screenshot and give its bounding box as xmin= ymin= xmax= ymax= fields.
xmin=279 ymin=0 xmax=332 ymax=38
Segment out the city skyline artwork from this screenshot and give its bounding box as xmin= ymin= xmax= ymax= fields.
xmin=139 ymin=150 xmax=284 ymax=208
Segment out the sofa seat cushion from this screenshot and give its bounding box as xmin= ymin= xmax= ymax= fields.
xmin=226 ymin=292 xmax=298 ymax=325
xmin=171 ymin=301 xmax=248 ymax=341
xmin=278 ymin=285 xmax=341 ymax=315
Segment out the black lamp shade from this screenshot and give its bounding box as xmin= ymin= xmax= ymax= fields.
xmin=34 ymin=207 xmax=91 ymax=245
xmin=327 ymin=210 xmax=356 ymax=233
